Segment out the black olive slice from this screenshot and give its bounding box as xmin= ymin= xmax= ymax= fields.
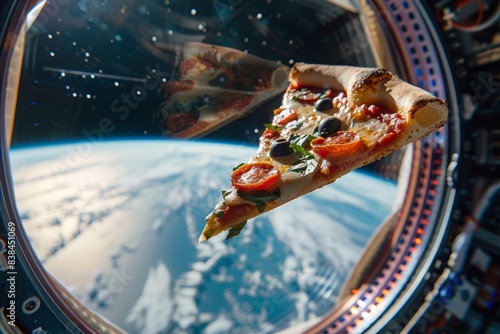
xmin=270 ymin=138 xmax=294 ymax=157
xmin=208 ymin=74 xmax=228 ymax=87
xmin=318 ymin=116 xmax=342 ymax=137
xmin=314 ymin=98 xmax=333 ymax=112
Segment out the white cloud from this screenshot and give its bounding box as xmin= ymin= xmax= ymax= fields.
xmin=183 ymin=270 xmax=203 ymax=286
xmin=11 ymin=141 xmax=397 ymax=333
xmin=171 ymin=270 xmax=204 ymax=330
xmin=202 ymin=314 xmax=234 ymax=334
xmin=126 ymin=261 xmax=173 ymax=334
xmin=291 ymin=291 xmax=309 ymax=325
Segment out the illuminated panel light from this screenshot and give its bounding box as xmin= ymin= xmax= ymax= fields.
xmin=425 ymin=199 xmax=435 ymax=207
xmin=316 ymin=3 xmax=445 ymax=333
xmin=433 ymin=158 xmax=443 ymax=165
xmin=350 ymin=306 xmax=359 ymax=315
xmin=434 ymin=152 xmax=444 ymax=160
xmin=357 ymin=300 xmax=366 ymax=307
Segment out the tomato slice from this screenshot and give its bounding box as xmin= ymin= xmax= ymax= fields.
xmin=273 ymin=108 xmax=297 ymax=125
xmin=231 ymin=162 xmax=280 ymax=191
xmin=261 ymin=128 xmax=279 ymax=139
xmin=311 ymin=131 xmax=363 ymax=158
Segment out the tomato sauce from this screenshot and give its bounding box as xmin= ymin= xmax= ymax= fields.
xmin=229 ymin=95 xmax=252 ymax=111
xmin=218 ymin=204 xmax=255 ymax=227
xmin=376 ymin=112 xmax=405 ymax=147
xmin=165 ymin=80 xmax=194 ymax=93
xmin=288 ymin=87 xmax=343 ymax=105
xmin=179 ymin=57 xmax=214 ymax=76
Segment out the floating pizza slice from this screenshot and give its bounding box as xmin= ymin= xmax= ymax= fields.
xmin=159 ymin=42 xmax=290 ymax=138
xmin=199 ymin=63 xmax=448 ymax=242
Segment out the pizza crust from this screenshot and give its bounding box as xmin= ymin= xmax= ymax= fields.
xmin=290 ymin=63 xmax=448 ymax=148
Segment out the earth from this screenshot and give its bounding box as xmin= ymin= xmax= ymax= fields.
xmin=10 ymin=140 xmax=396 ymax=334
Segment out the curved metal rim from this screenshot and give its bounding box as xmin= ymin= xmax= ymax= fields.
xmin=0 ymin=1 xmax=117 ymax=333
xmin=307 ymin=0 xmax=460 ymax=332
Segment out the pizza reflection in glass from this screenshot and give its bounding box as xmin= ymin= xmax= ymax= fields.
xmin=159 ymin=42 xmax=290 ymax=138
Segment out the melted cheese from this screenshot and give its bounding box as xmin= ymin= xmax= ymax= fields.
xmin=226 ymin=90 xmax=392 ymax=210
xmin=279 ymin=93 xmax=390 ymax=151
xmin=263 ymin=92 xmax=390 ymax=192
xmin=351 ymin=118 xmax=389 ymax=147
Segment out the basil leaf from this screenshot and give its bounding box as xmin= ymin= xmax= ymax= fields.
xmin=237 ymin=189 xmax=281 ymax=203
xmin=226 ymin=221 xmax=247 ymax=240
xmin=263 ymin=123 xmax=283 ymax=132
xmin=288 ymin=143 xmax=317 ymax=175
xmin=212 ymin=201 xmax=226 ymax=218
xmin=287 ymin=156 xmax=318 ymax=175
xmin=292 ymin=122 xmax=303 ymax=131
xmin=161 ymin=101 xmax=186 ymax=116
xmin=289 ymin=143 xmax=308 ymax=156
xmin=232 ymin=163 xmax=245 ymax=171
xmin=236 ymin=188 xmax=281 ymax=213
xmin=289 ymin=134 xmax=316 ymax=148
xmin=203 ymin=228 xmax=215 ymax=239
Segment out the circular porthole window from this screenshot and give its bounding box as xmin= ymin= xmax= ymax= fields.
xmin=0 ymin=1 xmax=466 ymax=333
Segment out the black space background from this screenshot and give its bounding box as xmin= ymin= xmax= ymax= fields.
xmin=12 ymin=0 xmax=375 ymax=147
